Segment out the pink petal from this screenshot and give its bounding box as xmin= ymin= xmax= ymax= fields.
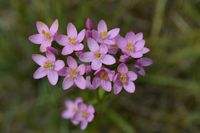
xmin=33 ymin=67 xmax=48 ymax=79
xmin=141 ymin=47 xmax=150 ymax=54
xmin=62 ymin=46 xmax=73 ymax=55
xmin=86 ymin=76 xmax=94 ymax=89
xmin=108 ymin=28 xmax=120 ymax=39
xmin=77 ymin=64 xmax=85 ymax=75
xmin=91 ymin=59 xmax=102 ymax=70
xmin=101 ymin=55 xmax=116 ymax=65
xmin=47 ymin=70 xmax=58 ymax=85
xmin=56 ymin=34 xmax=68 ymax=46
xmin=87 ymin=38 xmax=99 ymax=52
xmin=58 ymin=67 xmax=68 ymax=76
xmin=101 ymin=80 xmax=112 ymax=92
xmin=50 ymin=19 xmax=59 ymax=35
xmin=54 ymin=60 xmax=65 ymax=71
xmin=116 ymin=36 xmax=126 ymax=49
xmin=103 ymin=39 xmax=115 ymax=45
xmin=97 ymin=20 xmax=107 ymax=32
xmin=135 ymin=40 xmax=145 ymax=51
xmin=80 ymin=121 xmax=88 ymax=130
xmin=92 ymin=77 xmax=101 ymax=89
xmin=123 ymin=82 xmax=135 ymax=93
xmin=29 ymin=34 xmax=43 ymax=44
xmin=133 ymin=32 xmax=143 ymax=42
xmin=67 ymin=56 xmax=77 ymax=68
xmin=138 ymin=58 xmax=153 ymax=66
xmin=63 ymin=77 xmax=74 ymax=90
xmin=74 ymin=76 xmax=86 ymax=89
xmin=114 ymin=84 xmax=122 ymax=95
xmin=67 ymin=23 xmax=77 ymax=38
xmin=127 ymin=71 xmax=137 ymax=81
xmin=99 ymin=44 xmax=108 ymax=54
xmin=130 ymin=52 xmax=143 ymax=58
xmin=73 ymin=43 xmax=84 ymax=51
xmin=36 ymin=21 xmax=49 ymax=33
xmin=77 ymin=29 xmax=85 ymax=42
xmin=87 ymin=114 xmax=94 ymax=122
xmin=79 ymin=52 xmax=95 ymax=62
xmin=125 ymin=32 xmax=135 ymax=42
xmin=91 ymin=30 xmax=100 ymax=40
xmin=40 ymin=41 xmax=51 ymax=52
xmin=117 ymin=63 xmax=128 ymax=73
xmin=88 ymin=105 xmax=95 ymax=114
xmin=32 ymin=54 xmax=46 ymax=66
xmin=46 ymin=52 xmax=56 ymax=61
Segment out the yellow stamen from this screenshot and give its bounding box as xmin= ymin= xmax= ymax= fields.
xmin=120 ymin=73 xmax=127 ymax=84
xmin=68 ymin=37 xmax=77 ymax=45
xmin=99 ymin=71 xmax=109 ymax=80
xmin=69 ymin=68 xmax=77 ymax=78
xmin=111 ymin=45 xmax=117 ymax=49
xmin=42 ymin=30 xmax=52 ymax=40
xmin=43 ymin=61 xmax=54 ymax=69
xmin=95 ymin=53 xmax=101 ymax=58
xmin=101 ymin=31 xmax=108 ymax=39
xmin=82 ymin=111 xmax=88 ymax=118
xmin=127 ymin=43 xmax=133 ymax=51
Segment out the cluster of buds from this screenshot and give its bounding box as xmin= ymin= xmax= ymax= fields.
xmin=29 ymin=18 xmax=152 ymax=130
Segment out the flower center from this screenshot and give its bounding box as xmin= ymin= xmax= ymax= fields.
xmin=111 ymin=44 xmax=117 ymax=49
xmin=95 ymin=52 xmax=102 ymax=58
xmin=42 ymin=30 xmax=52 ymax=40
xmin=69 ymin=68 xmax=77 ymax=78
xmin=120 ymin=73 xmax=127 ymax=84
xmin=68 ymin=37 xmax=77 ymax=45
xmin=43 ymin=61 xmax=54 ymax=69
xmin=127 ymin=43 xmax=133 ymax=51
xmin=82 ymin=111 xmax=88 ymax=119
xmin=101 ymin=31 xmax=108 ymax=39
xmin=99 ymin=71 xmax=109 ymax=81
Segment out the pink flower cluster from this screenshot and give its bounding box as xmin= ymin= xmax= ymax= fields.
xmin=62 ymin=98 xmax=95 ymax=130
xmin=29 ymin=18 xmax=152 ymax=130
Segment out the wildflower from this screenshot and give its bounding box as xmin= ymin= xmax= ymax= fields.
xmin=56 ymin=23 xmax=85 ymax=55
xmin=113 ymin=63 xmax=137 ymax=94
xmin=86 ymin=18 xmax=93 ymax=38
xmin=92 ymin=68 xmax=115 ymax=92
xmin=62 ymin=56 xmax=86 ymax=90
xmin=29 ymin=19 xmax=58 ymax=52
xmin=134 ymin=58 xmax=153 ymax=76
xmin=117 ymin=32 xmax=148 ymax=58
xmin=92 ymin=20 xmax=120 ymax=45
xmin=74 ymin=103 xmax=95 ymax=130
xmin=79 ymin=38 xmax=116 ymax=70
xmin=32 ymin=52 xmax=64 ymax=85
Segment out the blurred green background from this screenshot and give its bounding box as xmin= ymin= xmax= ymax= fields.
xmin=1 ymin=0 xmax=200 ymax=132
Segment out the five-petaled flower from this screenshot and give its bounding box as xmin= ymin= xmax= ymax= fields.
xmin=29 ymin=19 xmax=59 ymax=52
xmin=62 ymin=56 xmax=86 ymax=90
xmin=32 ymin=52 xmax=64 ymax=85
xmin=113 ymin=63 xmax=137 ymax=95
xmin=79 ymin=38 xmax=116 ymax=70
xmin=56 ymin=23 xmax=85 ymax=55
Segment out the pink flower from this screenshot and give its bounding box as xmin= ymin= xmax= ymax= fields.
xmin=32 ymin=52 xmax=64 ymax=85
xmin=113 ymin=63 xmax=137 ymax=95
xmin=56 ymin=23 xmax=85 ymax=55
xmin=62 ymin=56 xmax=86 ymax=90
xmin=117 ymin=32 xmax=149 ymax=58
xmin=62 ymin=98 xmax=83 ymax=125
xmin=29 ymin=19 xmax=58 ymax=52
xmin=92 ymin=20 xmax=120 ymax=45
xmin=134 ymin=58 xmax=153 ymax=76
xmin=92 ymin=68 xmax=115 ymax=92
xmin=73 ymin=103 xmax=95 ymax=130
xmin=86 ymin=18 xmax=93 ymax=38
xmin=79 ymin=38 xmax=116 ymax=70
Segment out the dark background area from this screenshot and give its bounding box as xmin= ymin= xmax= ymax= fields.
xmin=0 ymin=0 xmax=200 ymax=132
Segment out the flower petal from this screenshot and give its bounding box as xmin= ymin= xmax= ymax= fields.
xmin=54 ymin=60 xmax=65 ymax=71
xmin=33 ymin=67 xmax=48 ymax=79
xmin=116 ymin=36 xmax=126 ymax=49
xmin=47 ymin=70 xmax=58 ymax=85
xmin=62 ymin=46 xmax=73 ymax=55
xmin=133 ymin=32 xmax=143 ymax=42
xmin=117 ymin=63 xmax=128 ymax=73
xmin=138 ymin=58 xmax=153 ymax=66
xmin=108 ymin=28 xmax=120 ymax=39
xmin=101 ymin=54 xmax=116 ymax=65
xmin=114 ymin=83 xmax=122 ymax=95
xmin=67 ymin=23 xmax=77 ymax=38
xmin=36 ymin=21 xmax=49 ymax=33
xmin=135 ymin=40 xmax=145 ymax=51
xmin=141 ymin=47 xmax=150 ymax=54
xmin=67 ymin=56 xmax=77 ymax=68
xmin=98 ymin=20 xmax=107 ymax=32
xmin=130 ymin=52 xmax=143 ymax=58
xmin=80 ymin=121 xmax=88 ymax=130
xmin=77 ymin=29 xmax=85 ymax=42
xmin=125 ymin=32 xmax=135 ymax=42
xmin=91 ymin=59 xmax=102 ymax=70
xmin=77 ymin=64 xmax=85 ymax=75
xmin=40 ymin=41 xmax=51 ymax=52
xmin=46 ymin=52 xmax=56 ymax=61
xmin=63 ymin=77 xmax=74 ymax=90
xmin=101 ymin=80 xmax=112 ymax=92
xmin=56 ymin=34 xmax=68 ymax=46
xmin=32 ymin=54 xmax=46 ymax=66
xmin=87 ymin=38 xmax=99 ymax=52
xmin=99 ymin=44 xmax=108 ymax=54
xmin=74 ymin=76 xmax=86 ymax=89
xmin=73 ymin=43 xmax=84 ymax=51
xmin=127 ymin=71 xmax=137 ymax=81
xmin=123 ymin=82 xmax=135 ymax=93
xmin=79 ymin=52 xmax=95 ymax=62
xmin=92 ymin=77 xmax=101 ymax=89
xmin=29 ymin=34 xmax=43 ymax=44
xmin=50 ymin=19 xmax=59 ymax=35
